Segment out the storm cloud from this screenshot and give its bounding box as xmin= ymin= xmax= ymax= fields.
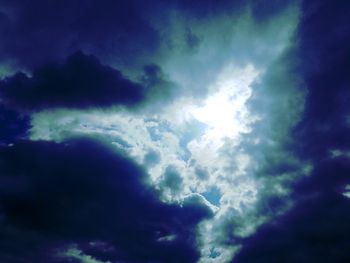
xmin=231 ymin=0 xmax=350 ymax=262
xmin=0 ymin=52 xmax=145 ymax=110
xmin=0 ymin=138 xmax=212 ymax=262
xmin=0 ymin=0 xmax=349 ymax=262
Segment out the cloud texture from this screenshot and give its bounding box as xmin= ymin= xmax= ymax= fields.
xmin=0 ymin=0 xmax=349 ymax=262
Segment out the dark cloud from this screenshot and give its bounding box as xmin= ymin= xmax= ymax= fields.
xmin=141 ymin=63 xmax=178 ymax=104
xmin=0 ymin=0 xmax=159 ymax=70
xmin=0 ymin=0 xmax=296 ymax=72
xmin=233 ymin=158 xmax=350 ymax=263
xmin=294 ymin=0 xmax=350 ymax=161
xmin=231 ymin=0 xmax=350 ymax=262
xmin=0 ymin=138 xmax=212 ymax=262
xmin=250 ymin=0 xmax=295 ymax=23
xmin=174 ymin=0 xmax=294 ymax=20
xmin=0 ymin=0 xmax=348 ymax=262
xmin=0 ymin=52 xmax=145 ymax=110
xmin=0 ymin=105 xmax=29 ymax=144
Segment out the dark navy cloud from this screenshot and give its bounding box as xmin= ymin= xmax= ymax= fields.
xmin=231 ymin=0 xmax=350 ymax=262
xmin=295 ymin=0 xmax=350 ymax=161
xmin=0 ymin=105 xmax=29 ymax=144
xmin=234 ymin=196 xmax=350 ymax=263
xmin=0 ymin=52 xmax=145 ymax=110
xmin=172 ymin=0 xmax=293 ymax=21
xmin=0 ymin=138 xmax=212 ymax=262
xmin=233 ymin=158 xmax=350 ymax=263
xmin=0 ymin=0 xmax=159 ymax=69
xmin=0 ymin=0 xmax=295 ymax=71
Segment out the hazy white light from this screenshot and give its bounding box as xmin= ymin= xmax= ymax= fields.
xmin=189 ymin=64 xmax=260 ymax=149
xmin=192 ymin=91 xmax=241 ymax=140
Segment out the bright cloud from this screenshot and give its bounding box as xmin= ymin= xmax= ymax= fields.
xmin=28 ymin=6 xmax=306 ymax=262
xmin=30 ymin=64 xmax=258 ymax=202
xmin=29 ymin=64 xmax=265 ymax=262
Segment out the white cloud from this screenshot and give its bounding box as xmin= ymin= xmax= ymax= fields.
xmin=29 ymin=64 xmax=266 ymax=262
xmin=58 ymin=246 xmax=111 ymax=263
xmin=343 ymin=185 xmax=350 ymax=198
xmin=30 ymin=64 xmax=259 ymax=205
xmin=29 ymin=55 xmax=307 ymax=261
xmin=28 ymin=5 xmax=307 ymax=262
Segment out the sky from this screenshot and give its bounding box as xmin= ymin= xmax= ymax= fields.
xmin=0 ymin=0 xmax=349 ymax=262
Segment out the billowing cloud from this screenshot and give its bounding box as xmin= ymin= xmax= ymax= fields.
xmin=0 ymin=0 xmax=347 ymax=262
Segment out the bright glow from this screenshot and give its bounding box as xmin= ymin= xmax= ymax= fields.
xmin=192 ymin=89 xmax=247 ymax=141
xmin=188 ymin=64 xmax=260 ymax=149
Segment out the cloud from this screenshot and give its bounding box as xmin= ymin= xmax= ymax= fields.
xmin=233 ymin=158 xmax=350 ymax=263
xmin=2 ymin=0 xmax=345 ymax=262
xmin=294 ymin=0 xmax=350 ymax=161
xmin=0 ymin=0 xmax=159 ymax=70
xmin=0 ymin=105 xmax=29 ymax=144
xmin=160 ymin=165 xmax=183 ymax=195
xmin=229 ymin=0 xmax=350 ymax=262
xmin=0 ymin=0 xmax=296 ymax=75
xmin=139 ymin=63 xmax=179 ymax=109
xmin=0 ymin=138 xmax=212 ymax=262
xmin=0 ymin=52 xmax=145 ymax=110
xmin=27 ymin=64 xmax=262 ymax=207
xmin=26 ymin=40 xmax=305 ymax=261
